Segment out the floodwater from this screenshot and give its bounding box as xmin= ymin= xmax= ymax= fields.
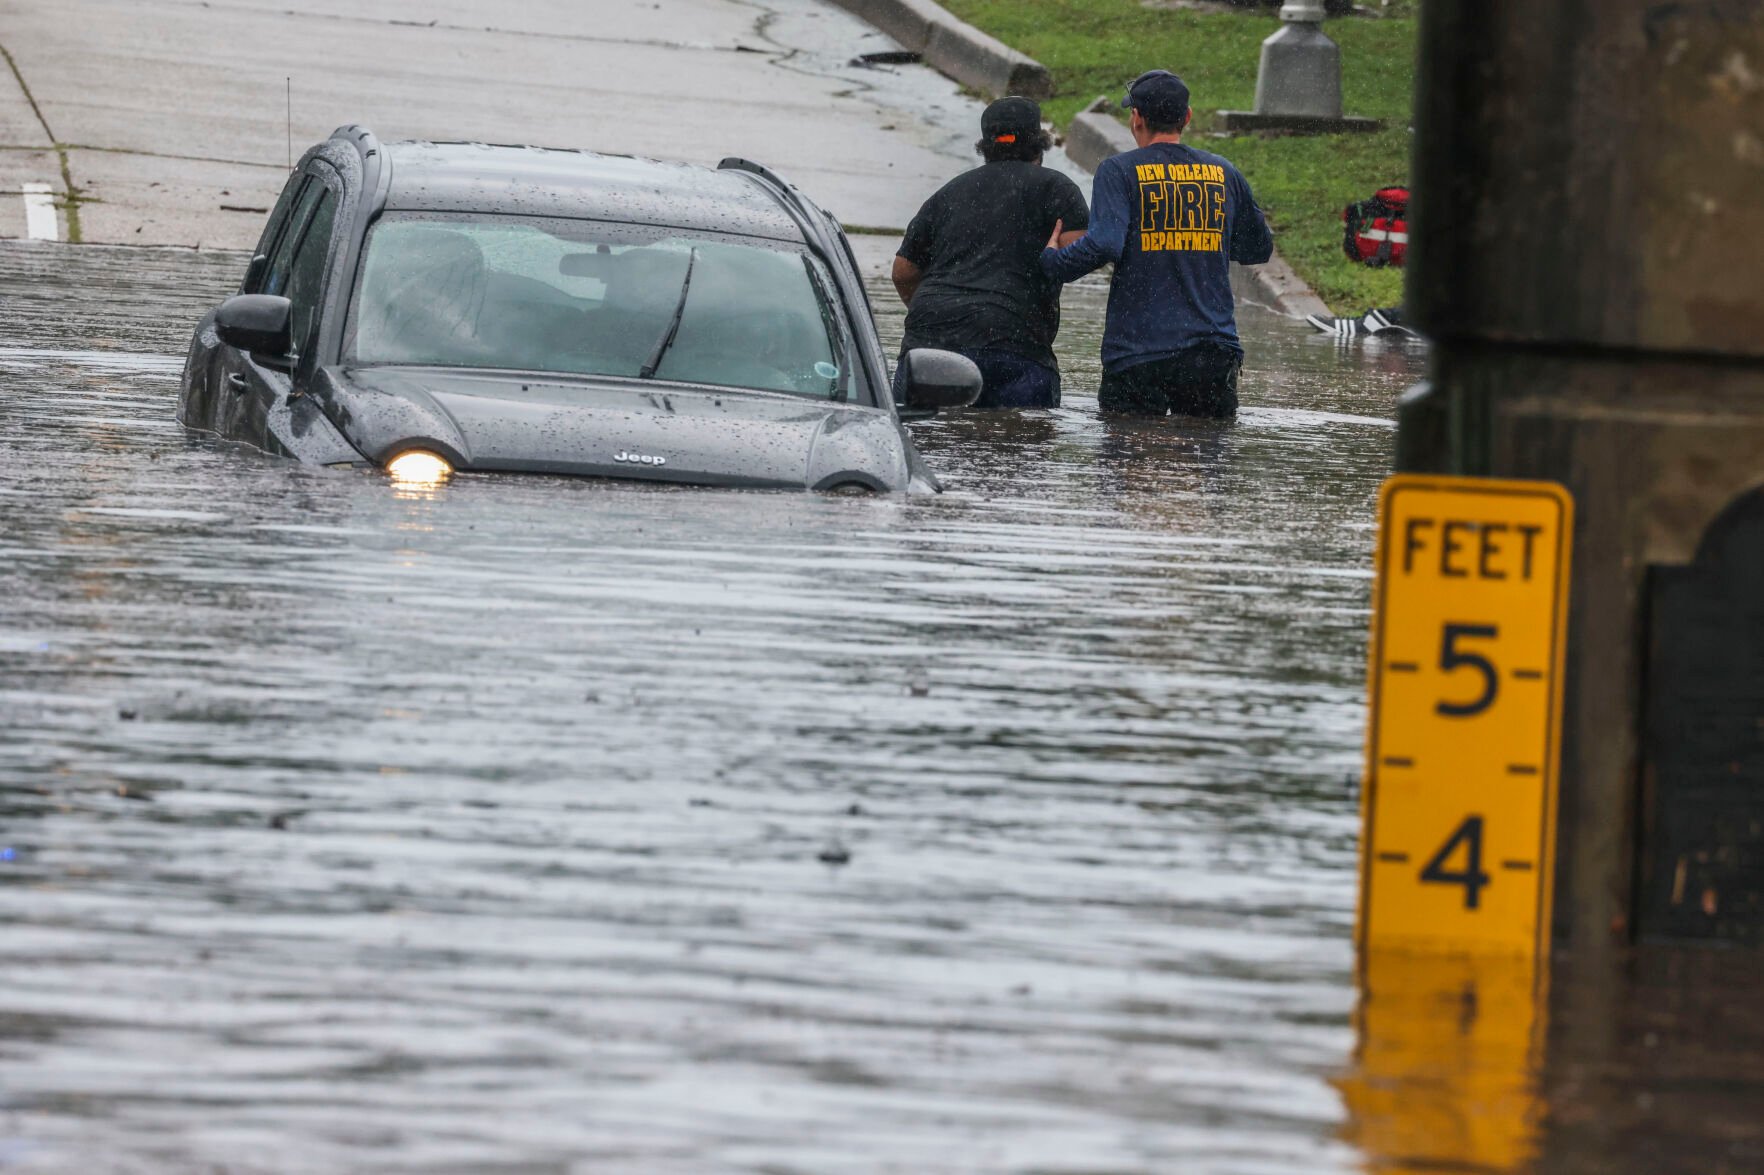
xmin=1 ymin=241 xmax=1759 ymax=1175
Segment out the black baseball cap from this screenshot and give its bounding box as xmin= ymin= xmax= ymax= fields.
xmin=1121 ymin=70 xmax=1191 ymax=123
xmin=981 ymin=96 xmax=1042 ymax=143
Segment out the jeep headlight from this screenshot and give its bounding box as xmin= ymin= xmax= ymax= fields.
xmin=385 ymin=450 xmax=453 ymax=485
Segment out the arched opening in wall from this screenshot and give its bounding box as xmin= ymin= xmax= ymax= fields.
xmin=1638 ymin=487 xmax=1764 ymax=943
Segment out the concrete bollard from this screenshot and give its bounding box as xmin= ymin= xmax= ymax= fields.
xmin=1256 ymin=2 xmax=1342 ymax=118
xmin=1217 ymin=2 xmax=1379 ymax=133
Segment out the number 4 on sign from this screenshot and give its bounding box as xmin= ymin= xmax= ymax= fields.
xmin=1420 ymin=816 xmax=1491 ymax=909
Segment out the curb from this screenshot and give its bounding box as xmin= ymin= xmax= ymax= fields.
xmin=1066 ymin=99 xmax=1331 ymax=320
xmin=1065 ymin=107 xmax=1131 ymax=176
xmin=828 ymin=0 xmax=1052 ymax=100
xmin=1230 ymin=250 xmax=1330 ymax=320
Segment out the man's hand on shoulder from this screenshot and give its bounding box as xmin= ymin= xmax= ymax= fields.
xmin=1046 ymin=219 xmax=1086 ymax=250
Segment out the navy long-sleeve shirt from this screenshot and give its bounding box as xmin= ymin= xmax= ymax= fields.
xmin=1041 ymin=141 xmax=1273 ymax=373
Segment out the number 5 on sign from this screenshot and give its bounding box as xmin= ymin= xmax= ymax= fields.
xmin=1358 ymin=475 xmax=1573 ymax=960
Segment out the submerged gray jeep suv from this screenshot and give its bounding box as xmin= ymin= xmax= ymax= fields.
xmin=179 ymin=127 xmax=979 ymax=491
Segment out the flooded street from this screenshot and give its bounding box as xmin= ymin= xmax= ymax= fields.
xmin=2 ymin=241 xmax=1758 ymax=1174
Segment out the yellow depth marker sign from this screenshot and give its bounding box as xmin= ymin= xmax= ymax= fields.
xmin=1359 ymin=475 xmax=1573 ymax=959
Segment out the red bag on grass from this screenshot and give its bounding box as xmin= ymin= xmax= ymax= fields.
xmin=1343 ymin=187 xmax=1409 ymax=268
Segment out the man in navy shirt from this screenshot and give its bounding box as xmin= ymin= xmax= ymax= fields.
xmin=1042 ymin=71 xmax=1273 ymax=418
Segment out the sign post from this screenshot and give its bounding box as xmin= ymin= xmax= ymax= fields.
xmin=1358 ymin=474 xmax=1574 ymax=962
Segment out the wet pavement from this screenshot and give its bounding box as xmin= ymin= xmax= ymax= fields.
xmin=0 ymin=0 xmax=1038 ymax=246
xmin=2 ymin=241 xmax=1762 ymax=1174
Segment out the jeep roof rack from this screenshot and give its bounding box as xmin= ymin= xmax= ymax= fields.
xmin=328 ymin=124 xmax=382 ymax=164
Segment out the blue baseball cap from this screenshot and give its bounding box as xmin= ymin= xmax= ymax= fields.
xmin=1122 ymin=70 xmax=1191 ymax=123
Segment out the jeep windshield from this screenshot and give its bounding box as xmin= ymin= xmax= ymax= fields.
xmin=344 ymin=213 xmax=855 ymax=401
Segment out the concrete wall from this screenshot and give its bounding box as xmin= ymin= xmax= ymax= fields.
xmin=1399 ymin=0 xmax=1764 ymax=949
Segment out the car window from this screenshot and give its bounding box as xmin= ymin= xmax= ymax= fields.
xmin=244 ymin=174 xmax=309 ymax=293
xmin=260 ymin=179 xmax=325 ymax=299
xmin=282 ymin=185 xmax=338 ymax=359
xmin=345 ymin=213 xmax=855 ymax=402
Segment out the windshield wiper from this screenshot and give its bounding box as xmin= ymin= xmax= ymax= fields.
xmin=639 ymin=247 xmax=698 ymax=380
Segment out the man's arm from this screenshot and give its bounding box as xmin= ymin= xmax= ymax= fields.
xmin=1052 ymin=174 xmax=1090 ymax=249
xmin=1229 ymin=172 xmax=1274 ymax=265
xmin=894 ymin=202 xmax=936 ymax=307
xmin=892 ymin=255 xmax=924 ymax=306
xmin=1041 ymin=162 xmax=1128 ymax=283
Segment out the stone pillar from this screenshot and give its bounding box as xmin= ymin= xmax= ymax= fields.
xmin=1399 ymin=0 xmax=1764 ymax=949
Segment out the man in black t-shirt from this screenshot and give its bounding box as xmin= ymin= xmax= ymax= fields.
xmin=892 ymin=97 xmax=1090 ymax=408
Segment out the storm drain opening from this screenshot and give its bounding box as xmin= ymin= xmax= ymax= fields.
xmin=849 ymin=50 xmax=922 ymax=68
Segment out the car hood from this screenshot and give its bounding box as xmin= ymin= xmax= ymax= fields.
xmin=312 ymin=366 xmax=914 ymax=491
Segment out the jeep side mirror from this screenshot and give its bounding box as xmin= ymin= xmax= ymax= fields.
xmin=899 ymin=348 xmax=982 ymax=411
xmin=215 ymin=294 xmax=293 ymax=357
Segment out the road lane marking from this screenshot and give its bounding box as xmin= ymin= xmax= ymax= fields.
xmin=21 ymin=181 xmax=57 ymax=239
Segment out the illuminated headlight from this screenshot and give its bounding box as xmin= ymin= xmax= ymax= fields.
xmin=385 ymin=450 xmax=453 ymax=484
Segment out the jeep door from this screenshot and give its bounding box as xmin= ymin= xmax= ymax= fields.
xmin=183 ymin=169 xmax=302 ymax=431
xmin=213 ymin=166 xmax=341 ymax=450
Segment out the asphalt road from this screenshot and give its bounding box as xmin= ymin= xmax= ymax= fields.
xmin=0 ymin=0 xmax=999 ymax=250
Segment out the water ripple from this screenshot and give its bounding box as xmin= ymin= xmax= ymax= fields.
xmin=0 ymin=240 xmax=1411 ymax=1173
